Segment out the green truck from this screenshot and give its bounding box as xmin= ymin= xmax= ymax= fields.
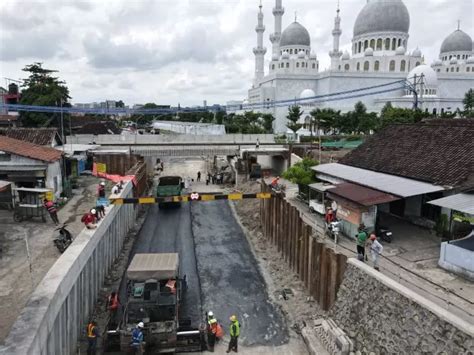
xmin=156 ymin=176 xmax=184 ymax=207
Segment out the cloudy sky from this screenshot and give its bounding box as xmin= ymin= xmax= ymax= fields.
xmin=0 ymin=0 xmax=472 ymax=107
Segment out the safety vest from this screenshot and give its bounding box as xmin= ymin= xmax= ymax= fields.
xmin=108 ymin=294 xmax=119 ymax=310
xmin=87 ymin=323 xmax=96 ymax=338
xmin=131 ymin=328 xmax=143 ymax=345
xmin=230 ymin=321 xmax=240 ymax=337
xmin=208 ymin=318 xmax=217 ymax=334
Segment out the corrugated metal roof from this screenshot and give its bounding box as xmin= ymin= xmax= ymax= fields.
xmin=428 ymin=193 xmax=474 ymax=215
xmin=127 ymin=253 xmax=179 ymax=281
xmin=313 ymin=163 xmax=445 ymax=198
xmin=308 ymin=182 xmax=335 ymax=192
xmin=327 ymin=182 xmax=400 ymax=206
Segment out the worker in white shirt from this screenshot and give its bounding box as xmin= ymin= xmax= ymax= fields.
xmin=369 ymin=234 xmax=383 ymax=271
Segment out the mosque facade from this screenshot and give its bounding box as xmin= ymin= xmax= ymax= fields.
xmin=245 ymin=0 xmax=474 ymax=133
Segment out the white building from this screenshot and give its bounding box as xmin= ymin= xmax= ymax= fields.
xmin=247 ymin=0 xmax=474 ymax=133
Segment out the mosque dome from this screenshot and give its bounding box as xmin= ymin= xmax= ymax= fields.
xmin=341 ymin=51 xmax=350 ymax=60
xmin=432 ymin=59 xmax=442 ymax=66
xmin=272 ymin=53 xmax=279 ymax=61
xmin=408 ymin=64 xmax=438 ymax=88
xmin=364 ymin=47 xmax=374 ymax=56
xmin=300 ymin=89 xmax=316 ymax=99
xmin=281 ymin=51 xmax=290 ymax=60
xmin=467 ymin=56 xmax=474 ymax=64
xmin=450 ymin=58 xmax=458 ymax=65
xmin=309 ymin=52 xmax=317 ymax=60
xmin=395 ymin=46 xmax=406 ymax=55
xmin=412 ymin=48 xmax=422 ymax=57
xmin=280 ymin=22 xmax=311 ymax=47
xmin=297 ymin=50 xmax=306 ymax=58
xmin=440 ymin=29 xmax=473 ymax=54
xmin=353 ymin=0 xmax=410 ymax=37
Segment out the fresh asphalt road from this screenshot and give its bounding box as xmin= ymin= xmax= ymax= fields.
xmin=123 ymin=199 xmax=289 ymax=348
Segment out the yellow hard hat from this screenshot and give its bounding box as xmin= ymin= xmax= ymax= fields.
xmin=230 ymin=315 xmax=237 ymax=322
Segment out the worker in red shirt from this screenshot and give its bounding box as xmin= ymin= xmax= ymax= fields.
xmin=106 ymin=291 xmax=120 ymax=325
xmin=43 ymin=198 xmax=60 ymax=225
xmin=81 ymin=209 xmax=98 ymax=229
xmin=271 ymin=176 xmax=280 ymax=188
xmin=325 ymin=207 xmax=336 ymax=224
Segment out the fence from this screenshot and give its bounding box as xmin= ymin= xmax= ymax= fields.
xmin=260 ymin=183 xmax=347 ymax=310
xmin=1 ymin=183 xmax=137 ymax=355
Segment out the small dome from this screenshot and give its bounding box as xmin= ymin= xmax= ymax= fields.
xmin=280 ymin=22 xmax=311 ymax=47
xmin=450 ymin=58 xmax=458 ymax=65
xmin=298 ymin=50 xmax=306 ymax=59
xmin=354 ymin=0 xmax=410 ymax=37
xmin=272 ymin=53 xmax=279 ymax=61
xmin=396 ymin=46 xmax=406 ymax=55
xmin=467 ymin=56 xmax=474 ymax=64
xmin=412 ymin=48 xmax=422 ymax=57
xmin=309 ymin=52 xmax=317 ymax=60
xmin=432 ymin=59 xmax=442 ymax=66
xmin=341 ymin=51 xmax=350 ymax=60
xmin=440 ymin=29 xmax=473 ymax=54
xmin=300 ymin=89 xmax=316 ymax=99
xmin=407 ymin=64 xmax=438 ymax=88
xmin=364 ymin=47 xmax=374 ymax=56
xmin=281 ymin=51 xmax=290 ymax=59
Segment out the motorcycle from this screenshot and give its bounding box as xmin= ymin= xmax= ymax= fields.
xmin=53 ymin=224 xmax=73 ymax=253
xmin=326 ymin=220 xmax=341 ymax=244
xmin=375 ymin=224 xmax=393 ymax=243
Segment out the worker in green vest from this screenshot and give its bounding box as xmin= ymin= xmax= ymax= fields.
xmin=226 ymin=315 xmax=240 ymax=353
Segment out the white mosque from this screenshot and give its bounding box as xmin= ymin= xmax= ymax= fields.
xmin=243 ymin=0 xmax=474 ymax=133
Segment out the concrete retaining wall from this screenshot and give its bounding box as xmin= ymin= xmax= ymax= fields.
xmin=439 ymin=241 xmax=474 ymax=281
xmin=330 ymin=259 xmax=474 ymax=353
xmin=0 ymin=183 xmax=136 ymax=355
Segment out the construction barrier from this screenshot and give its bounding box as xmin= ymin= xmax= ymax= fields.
xmin=111 ymin=192 xmax=274 ymax=204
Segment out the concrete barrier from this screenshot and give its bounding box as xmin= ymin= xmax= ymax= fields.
xmin=0 ymin=182 xmax=136 ymax=355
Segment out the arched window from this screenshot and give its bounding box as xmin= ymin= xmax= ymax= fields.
xmin=437 ymin=69 xmax=441 ymax=72
xmin=446 ymin=68 xmax=449 ymax=72
xmin=272 ymin=64 xmax=275 ymax=70
xmin=374 ymin=61 xmax=380 ymax=71
xmin=312 ymin=63 xmax=316 ymax=69
xmin=376 ymin=39 xmax=382 ymax=50
xmin=338 ymin=65 xmax=341 ymax=70
xmin=289 ymin=49 xmax=293 ymax=54
xmin=357 ymin=62 xmax=360 ymax=71
xmin=398 ymin=38 xmax=402 ymax=47
xmin=468 ymin=67 xmax=471 ymax=72
xmin=389 ymin=60 xmax=396 ymax=72
xmin=385 ymin=38 xmax=391 ymax=50
xmin=433 ymin=108 xmax=437 ymax=115
xmin=364 ymin=40 xmax=369 ymax=50
xmin=457 ymin=55 xmax=460 ymax=59
xmin=441 ymin=108 xmax=445 ymax=115
xmin=415 ymin=62 xmax=420 ymax=67
xmin=450 ymin=67 xmax=454 ymax=72
xmin=392 ymin=38 xmax=397 ymax=50
xmin=370 ymin=39 xmax=375 ymax=49
xmin=364 ymin=61 xmax=370 ymax=71
xmin=400 ymin=60 xmax=406 ymax=72
xmin=456 ymin=67 xmax=459 ymax=72
xmin=296 ymin=62 xmax=300 ymax=68
xmin=344 ymin=64 xmax=350 ymax=71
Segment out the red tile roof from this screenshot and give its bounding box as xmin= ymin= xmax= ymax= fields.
xmin=0 ymin=136 xmax=62 ymax=162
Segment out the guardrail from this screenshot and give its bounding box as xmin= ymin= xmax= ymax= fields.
xmin=0 ymin=182 xmax=136 ymax=355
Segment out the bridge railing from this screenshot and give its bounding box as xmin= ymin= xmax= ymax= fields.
xmin=1 ymin=183 xmax=136 ymax=355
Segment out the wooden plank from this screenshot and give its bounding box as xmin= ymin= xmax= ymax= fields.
xmin=327 ymin=248 xmax=338 ymax=310
xmin=318 ymin=244 xmax=327 ymax=308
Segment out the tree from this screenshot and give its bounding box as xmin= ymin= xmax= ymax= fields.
xmin=19 ymin=63 xmax=71 ymax=127
xmin=115 ymin=100 xmax=125 ymax=108
xmin=286 ymin=105 xmax=303 ymax=137
xmin=260 ymin=113 xmax=275 ymax=133
xmin=310 ymin=108 xmax=341 ymax=135
xmin=379 ymin=105 xmax=430 ymax=129
xmin=282 ymin=157 xmax=318 ymax=198
xmin=463 ymin=89 xmax=474 ymax=117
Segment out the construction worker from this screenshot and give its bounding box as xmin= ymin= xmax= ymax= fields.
xmin=81 ymin=209 xmax=98 ymax=229
xmin=207 ymin=311 xmax=217 ymax=352
xmin=356 ymin=225 xmax=368 ymax=261
xmin=369 ymin=234 xmax=384 ymax=270
xmin=43 ymin=198 xmax=60 ymax=225
xmin=226 ymin=315 xmax=240 ymax=353
xmin=98 ymin=181 xmax=106 ymax=198
xmin=106 ymin=291 xmax=120 ymax=325
xmin=130 ymin=322 xmax=145 ymax=354
xmin=86 ymin=321 xmax=99 ymax=355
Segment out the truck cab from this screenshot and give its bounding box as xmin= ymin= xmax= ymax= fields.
xmin=156 ymin=176 xmax=184 ymax=207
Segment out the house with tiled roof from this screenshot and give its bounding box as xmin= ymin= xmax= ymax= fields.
xmin=0 ymin=136 xmax=64 ymax=198
xmin=312 ymin=119 xmax=474 ymax=237
xmin=0 ymin=128 xmax=62 ymax=147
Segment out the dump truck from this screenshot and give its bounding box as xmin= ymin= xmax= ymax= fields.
xmin=104 ymin=253 xmax=205 ymax=353
xmin=156 ymin=176 xmax=184 ymax=207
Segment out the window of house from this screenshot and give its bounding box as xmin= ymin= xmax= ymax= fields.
xmin=344 ymin=64 xmax=350 ymax=71
xmin=364 ymin=61 xmax=369 ymax=71
xmin=385 ymin=38 xmax=390 ymax=50
xmin=370 ymin=39 xmax=375 ymax=49
xmin=358 ymin=41 xmax=362 ymax=53
xmin=374 ymin=61 xmax=380 ymax=71
xmin=398 ymin=38 xmax=402 ymax=47
xmin=389 ymin=60 xmax=395 ymax=71
xmin=433 ymin=108 xmax=437 ymax=115
xmin=376 ymin=38 xmax=382 ymax=50
xmin=400 ymin=60 xmax=406 ymax=72
xmin=364 ymin=40 xmax=368 ymax=50
xmin=391 ymin=38 xmax=397 ymax=50
xmin=0 ymin=152 xmax=11 ymax=161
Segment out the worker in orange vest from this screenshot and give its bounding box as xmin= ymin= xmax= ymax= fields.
xmin=106 ymin=291 xmax=120 ymax=325
xmin=87 ymin=320 xmax=99 ymax=355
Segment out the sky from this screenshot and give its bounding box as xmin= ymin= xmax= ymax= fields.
xmin=0 ymin=0 xmax=472 ymax=107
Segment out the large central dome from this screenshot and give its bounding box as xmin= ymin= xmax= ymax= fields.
xmin=280 ymin=22 xmax=311 ymax=47
xmin=440 ymin=29 xmax=473 ymax=54
xmin=353 ymin=0 xmax=410 ymax=37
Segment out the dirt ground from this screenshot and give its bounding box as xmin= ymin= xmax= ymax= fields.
xmin=232 ymin=180 xmax=324 ymax=334
xmin=0 ymin=175 xmax=110 ymax=343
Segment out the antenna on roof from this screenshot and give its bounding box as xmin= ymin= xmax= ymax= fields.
xmin=294 ymin=11 xmax=297 ymax=22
